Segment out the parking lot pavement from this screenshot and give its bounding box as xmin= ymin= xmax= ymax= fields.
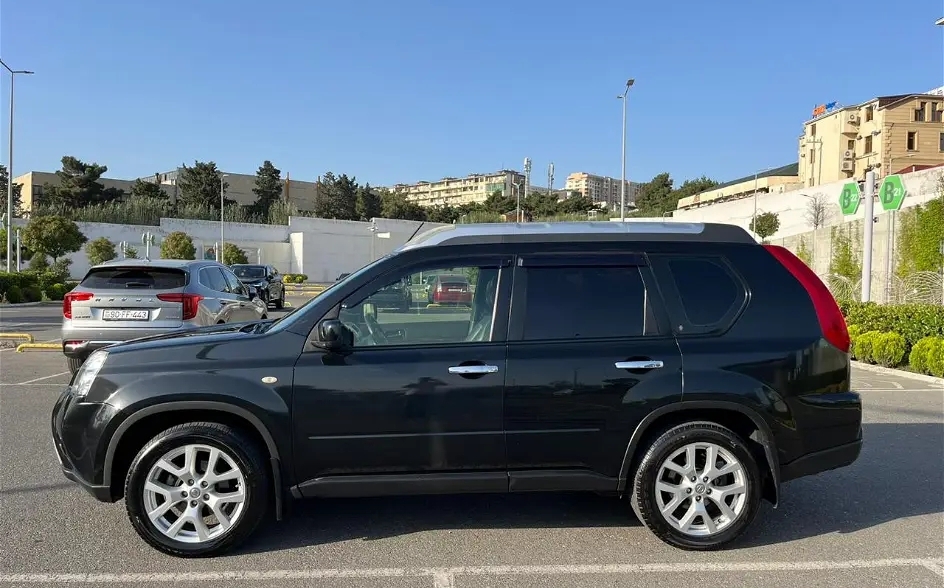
xmin=1 ymin=352 xmax=942 ymax=587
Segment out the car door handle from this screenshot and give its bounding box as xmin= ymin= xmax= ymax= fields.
xmin=448 ymin=365 xmax=499 ymax=375
xmin=615 ymin=360 xmax=664 ymax=370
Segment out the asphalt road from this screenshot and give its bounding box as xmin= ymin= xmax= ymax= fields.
xmin=0 ymin=303 xmax=942 ymax=587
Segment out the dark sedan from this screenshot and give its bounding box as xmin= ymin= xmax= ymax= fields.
xmin=231 ymin=264 xmax=285 ymax=309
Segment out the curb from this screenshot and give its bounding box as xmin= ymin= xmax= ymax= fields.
xmin=851 ymin=361 xmax=944 ymax=386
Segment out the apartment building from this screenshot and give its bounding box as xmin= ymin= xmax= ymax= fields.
xmin=393 ymin=170 xmax=526 ymax=207
xmin=564 ymin=172 xmax=640 ymax=211
xmin=13 ymin=171 xmax=152 ymax=213
xmin=149 ymin=169 xmax=318 ymax=211
xmin=798 ymin=89 xmax=944 ymax=187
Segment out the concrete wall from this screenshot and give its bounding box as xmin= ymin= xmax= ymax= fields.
xmin=10 ymin=216 xmax=449 ymax=282
xmin=672 ymin=166 xmax=943 ymax=241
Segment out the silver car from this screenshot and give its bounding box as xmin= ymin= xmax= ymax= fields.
xmin=61 ymin=259 xmax=268 ymax=373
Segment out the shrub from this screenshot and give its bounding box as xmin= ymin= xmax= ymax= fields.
xmin=847 ymin=324 xmax=862 ymax=359
xmin=871 ymin=332 xmax=907 ymax=367
xmin=282 ymin=273 xmax=308 ymax=284
xmin=28 ymin=253 xmax=49 ymax=271
xmin=927 ymin=340 xmax=944 ymax=378
xmin=45 ymin=282 xmax=70 ymax=301
xmin=222 ymin=243 xmax=249 ymax=265
xmin=160 ymin=232 xmax=196 ymax=260
xmin=4 ymin=284 xmax=23 ymax=303
xmin=853 ymin=330 xmax=881 ymax=364
xmin=86 ymin=237 xmax=117 ymax=265
xmin=908 ymin=336 xmax=940 ymax=374
xmin=838 ymin=301 xmax=944 ymax=349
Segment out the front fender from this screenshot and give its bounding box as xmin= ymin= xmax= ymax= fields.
xmin=98 ymin=371 xmax=292 ymax=491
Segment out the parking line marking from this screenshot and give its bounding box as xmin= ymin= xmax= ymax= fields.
xmin=921 ymin=561 xmax=944 ymax=578
xmin=0 ymin=558 xmax=941 ymax=583
xmin=15 ymin=371 xmax=69 ymax=385
xmin=861 ymin=388 xmax=944 ymax=393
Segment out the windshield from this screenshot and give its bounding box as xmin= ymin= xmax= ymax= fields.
xmin=233 ymin=266 xmax=266 ymax=279
xmin=266 ymin=255 xmax=391 ymax=332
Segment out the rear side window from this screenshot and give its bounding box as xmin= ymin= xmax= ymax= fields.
xmin=80 ymin=267 xmax=187 ymax=290
xmin=200 ymin=267 xmax=229 ymax=292
xmin=651 ymin=255 xmax=745 ymax=333
xmin=522 ymin=266 xmax=648 ymax=340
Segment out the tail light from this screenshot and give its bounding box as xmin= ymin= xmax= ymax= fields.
xmin=63 ymin=292 xmax=94 ymax=319
xmin=436 ymin=284 xmax=443 ymax=293
xmin=157 ymin=293 xmax=204 ymax=320
xmin=764 ymin=244 xmax=850 ymax=353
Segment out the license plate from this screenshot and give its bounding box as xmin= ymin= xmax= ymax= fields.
xmin=102 ymin=309 xmax=149 ymax=321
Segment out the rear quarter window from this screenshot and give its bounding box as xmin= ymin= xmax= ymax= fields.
xmin=650 ymin=255 xmax=746 ymax=334
xmin=80 ymin=267 xmax=188 ymax=290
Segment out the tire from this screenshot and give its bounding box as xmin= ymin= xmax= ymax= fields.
xmin=124 ymin=422 xmax=270 ymax=558
xmin=274 ymin=289 xmax=284 ymax=310
xmin=631 ymin=421 xmax=762 ymax=551
xmin=66 ymin=356 xmax=84 ymax=375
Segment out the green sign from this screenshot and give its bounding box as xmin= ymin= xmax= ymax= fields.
xmin=838 ymin=182 xmax=861 ymax=216
xmin=878 ymin=174 xmax=906 ymax=211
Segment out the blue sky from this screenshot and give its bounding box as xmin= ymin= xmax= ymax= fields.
xmin=2 ymin=0 xmax=942 ymax=188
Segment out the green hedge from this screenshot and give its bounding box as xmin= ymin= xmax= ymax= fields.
xmin=841 ymin=301 xmax=944 ymax=375
xmin=282 ymin=274 xmax=309 ymax=284
xmin=0 ymin=271 xmax=76 ymax=304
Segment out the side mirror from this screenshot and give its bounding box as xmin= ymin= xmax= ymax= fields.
xmin=245 ymin=285 xmax=258 ymax=299
xmin=317 ymin=319 xmax=354 ymax=352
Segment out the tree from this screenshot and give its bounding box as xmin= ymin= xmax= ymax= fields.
xmin=123 ymin=244 xmax=139 ymax=259
xmin=381 ymin=190 xmax=427 ymax=221
xmin=750 ymin=211 xmax=781 ymax=241
xmin=21 ymin=216 xmax=87 ymax=261
xmin=830 ymin=225 xmax=862 ymax=281
xmin=42 ymin=156 xmax=124 ymax=208
xmin=222 ymin=242 xmax=249 ymax=265
xmin=796 ymin=237 xmax=813 ymax=266
xmin=482 ymin=190 xmax=515 ymax=215
xmin=129 ymin=178 xmax=167 ymax=200
xmin=803 ymin=193 xmax=832 ymax=229
xmin=176 ymin=161 xmax=230 ymax=210
xmin=356 ymin=184 xmax=383 ymax=221
xmin=0 ymin=164 xmax=23 ymax=216
xmin=896 ymin=184 xmax=944 ymax=277
xmin=558 ymin=193 xmax=599 ymax=215
xmin=313 ymin=172 xmax=358 ymax=220
xmin=160 ymin=231 xmax=196 ymax=260
xmin=251 ymin=161 xmax=284 ymax=217
xmin=86 ymin=237 xmax=117 ymax=265
xmin=632 ymin=172 xmax=675 ymax=216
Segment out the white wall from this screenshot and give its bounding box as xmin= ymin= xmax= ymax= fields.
xmin=672 ymin=167 xmax=944 ymax=240
xmin=29 ymin=216 xmax=448 ymax=281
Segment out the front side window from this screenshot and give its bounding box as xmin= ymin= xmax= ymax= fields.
xmin=522 ymin=265 xmax=648 ymax=340
xmin=220 ymin=268 xmax=245 ymax=295
xmin=339 ymin=265 xmax=499 ymax=347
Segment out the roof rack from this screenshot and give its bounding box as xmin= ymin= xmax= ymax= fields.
xmin=401 ymin=221 xmax=755 ymax=250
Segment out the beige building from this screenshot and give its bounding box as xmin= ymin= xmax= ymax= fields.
xmin=14 ymin=171 xmax=147 ymax=213
xmin=675 ymin=163 xmax=802 ymax=210
xmin=798 ymin=90 xmax=944 ymax=187
xmin=393 ymin=170 xmax=526 ymax=207
xmin=564 ymin=172 xmax=640 ymax=211
xmin=148 ymin=169 xmax=318 ymax=211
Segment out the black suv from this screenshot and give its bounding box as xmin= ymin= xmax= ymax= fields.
xmin=51 ymin=221 xmax=862 ymax=557
xmin=230 ymin=264 xmax=285 ymax=309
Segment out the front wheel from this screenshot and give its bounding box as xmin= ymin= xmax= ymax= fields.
xmin=274 ymin=289 xmax=284 ymax=310
xmin=631 ymin=422 xmax=762 ymax=551
xmin=124 ymin=422 xmax=270 ymax=557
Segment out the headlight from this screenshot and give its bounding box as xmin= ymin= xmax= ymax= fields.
xmin=73 ymin=350 xmax=108 ymax=399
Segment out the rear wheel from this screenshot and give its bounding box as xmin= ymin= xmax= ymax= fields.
xmin=124 ymin=422 xmax=270 ymax=557
xmin=631 ymin=422 xmax=762 ymax=551
xmin=66 ymin=356 xmax=84 ymax=375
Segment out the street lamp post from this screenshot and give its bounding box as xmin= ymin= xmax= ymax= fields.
xmin=618 ymin=79 xmax=635 ymax=222
xmin=1 ymin=60 xmax=33 ymax=272
xmin=219 ymin=174 xmax=228 ymax=262
xmin=522 ymin=158 xmax=532 ymax=223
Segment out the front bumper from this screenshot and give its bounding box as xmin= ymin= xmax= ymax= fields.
xmin=62 ymin=340 xmax=119 ymax=359
xmin=51 ymin=387 xmax=118 ymax=503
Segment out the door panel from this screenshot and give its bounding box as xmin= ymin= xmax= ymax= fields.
xmin=293 ymin=344 xmax=507 ymax=482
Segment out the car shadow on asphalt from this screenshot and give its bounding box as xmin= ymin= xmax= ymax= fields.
xmin=240 ymin=422 xmax=943 ymax=555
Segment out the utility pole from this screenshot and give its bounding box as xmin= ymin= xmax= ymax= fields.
xmin=618 ymin=78 xmax=634 ymax=221
xmin=861 ymin=169 xmax=876 ymax=302
xmin=219 ymin=173 xmax=228 ymax=263
xmin=1 ymin=60 xmax=33 ymax=272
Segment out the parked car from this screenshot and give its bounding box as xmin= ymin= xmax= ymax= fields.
xmin=365 ymin=276 xmax=412 ymax=312
xmin=424 ymin=273 xmax=472 ymax=306
xmin=61 ymin=259 xmax=268 ymax=374
xmin=230 ymin=264 xmax=285 ymax=309
xmin=52 ymin=221 xmax=861 ymax=557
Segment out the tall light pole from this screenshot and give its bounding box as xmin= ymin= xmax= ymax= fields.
xmin=522 ymin=158 xmax=532 ymax=223
xmin=618 ymin=79 xmax=635 ymax=221
xmin=1 ymin=60 xmax=33 ymax=271
xmin=219 ymin=173 xmax=228 ymax=262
